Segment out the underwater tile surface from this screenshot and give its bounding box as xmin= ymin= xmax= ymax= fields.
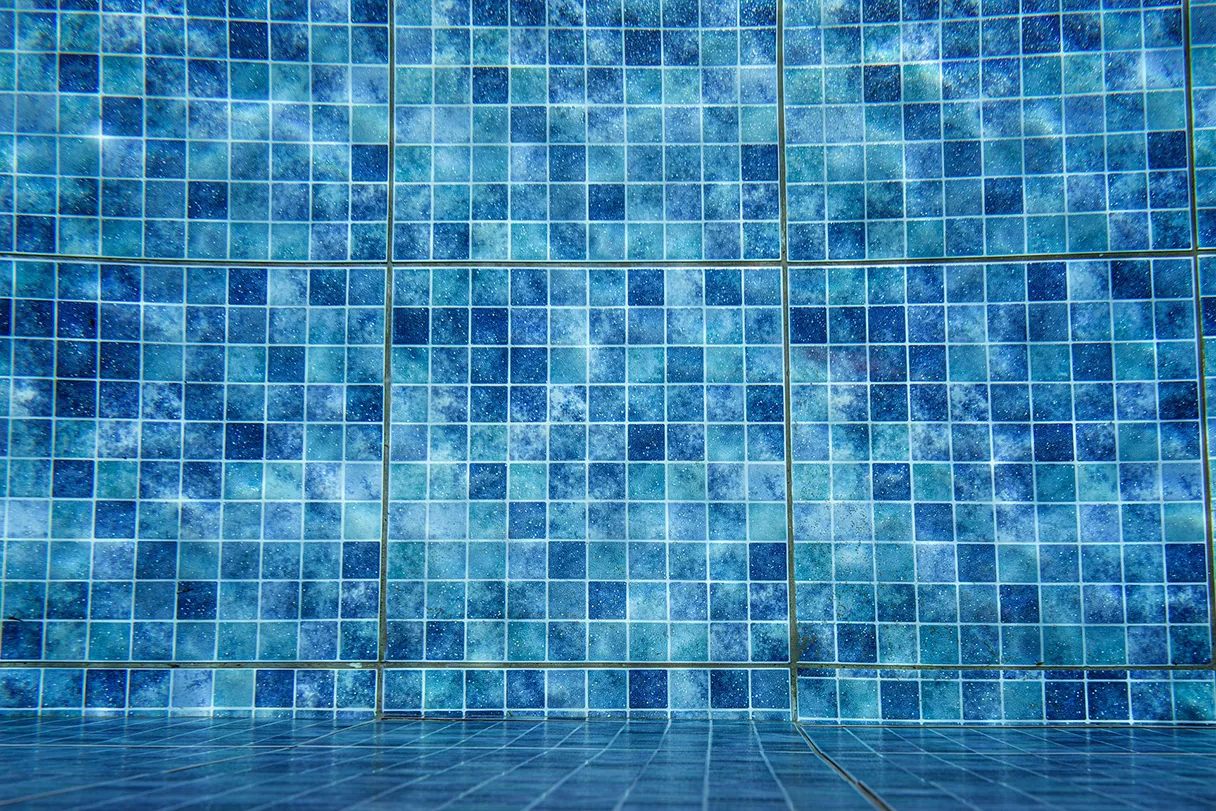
xmin=808 ymin=726 xmax=1216 ymax=809
xmin=0 ymin=0 xmax=1214 ymax=727
xmin=790 ymin=259 xmax=1212 ymax=669
xmin=0 ymin=718 xmax=873 ymax=809
xmin=0 ymin=262 xmax=386 ymax=662
xmin=392 ymin=0 xmax=781 ymax=260
xmin=386 ymin=267 xmax=790 ymax=664
xmin=380 ymin=666 xmax=791 ymax=717
xmin=784 ymin=0 xmax=1193 ymax=260
xmin=1 ymin=720 xmax=1216 ymax=810
xmin=796 ymin=667 xmax=1216 ymax=723
xmin=0 ymin=666 xmax=378 ymax=716
xmin=1195 ymin=0 xmax=1216 ymax=247
xmin=0 ymin=0 xmax=391 ymax=260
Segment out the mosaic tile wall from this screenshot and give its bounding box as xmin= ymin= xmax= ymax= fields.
xmin=0 ymin=0 xmax=1214 ymax=723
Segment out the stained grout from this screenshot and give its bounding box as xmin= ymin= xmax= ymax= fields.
xmin=775 ymin=0 xmax=802 ymax=714
xmin=375 ymin=0 xmax=401 ymax=723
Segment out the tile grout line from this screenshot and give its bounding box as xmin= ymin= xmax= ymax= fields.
xmin=775 ymin=0 xmax=801 ymax=720
xmin=376 ymin=254 xmax=393 ymax=720
xmin=0 ymin=718 xmax=383 ymax=807
xmin=1182 ymin=0 xmax=1216 ymax=673
xmin=1195 ymin=266 xmax=1215 ymax=669
xmin=792 ymin=722 xmax=893 ymax=811
xmin=2 ymin=660 xmax=1212 ymax=671
xmin=375 ymin=0 xmax=399 ymax=720
xmin=2 ymin=249 xmax=1214 ymax=270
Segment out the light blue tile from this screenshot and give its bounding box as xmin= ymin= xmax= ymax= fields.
xmin=784 ymin=0 xmax=1192 ymax=260
xmin=1 ymin=263 xmax=385 ymax=663
xmin=386 ymin=267 xmax=789 ymax=665
xmin=0 ymin=2 xmax=390 ymax=260
xmin=392 ymin=0 xmax=780 ymax=260
xmin=380 ymin=666 xmax=791 ymax=718
xmin=791 ymin=260 xmax=1210 ymax=669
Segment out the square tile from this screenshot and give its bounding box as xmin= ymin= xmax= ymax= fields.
xmin=0 ymin=262 xmax=385 ymax=662
xmin=0 ymin=1 xmax=390 ymax=260
xmin=386 ymin=267 xmax=789 ymax=663
xmin=392 ymin=0 xmax=780 ymax=260
xmin=784 ymin=0 xmax=1192 ymax=260
xmin=1195 ymin=0 xmax=1216 ymax=245
xmin=790 ymin=259 xmax=1210 ymax=668
xmin=381 ymin=666 xmax=792 ymax=718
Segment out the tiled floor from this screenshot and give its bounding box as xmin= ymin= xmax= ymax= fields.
xmin=0 ymin=718 xmax=1214 ymax=809
xmin=808 ymin=726 xmax=1216 ymax=810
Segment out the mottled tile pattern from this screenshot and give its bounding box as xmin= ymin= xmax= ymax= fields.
xmin=1195 ymin=0 xmax=1216 ymax=247
xmin=380 ymin=667 xmax=792 ymax=717
xmin=0 ymin=262 xmax=385 ymax=662
xmin=796 ymin=667 xmax=1216 ymax=723
xmin=785 ymin=0 xmax=1193 ymax=260
xmin=0 ymin=0 xmax=391 ymax=260
xmin=791 ymin=259 xmax=1210 ymax=669
xmin=386 ymin=267 xmax=789 ymax=665
xmin=0 ymin=0 xmax=1214 ymax=728
xmin=392 ymin=0 xmax=780 ymax=260
xmin=0 ymin=667 xmax=378 ymax=716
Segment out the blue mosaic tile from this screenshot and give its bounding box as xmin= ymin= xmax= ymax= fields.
xmin=0 ymin=261 xmax=385 ymax=662
xmin=811 ymin=726 xmax=1216 ymax=806
xmin=790 ymin=260 xmax=1211 ymax=668
xmin=0 ymin=718 xmax=862 ymax=810
xmin=1196 ymin=0 xmax=1216 ymax=246
xmin=796 ymin=667 xmax=1216 ymax=723
xmin=0 ymin=666 xmax=377 ymax=717
xmin=392 ymin=0 xmax=780 ymax=260
xmin=0 ymin=0 xmax=1211 ymax=729
xmin=386 ymin=267 xmax=789 ymax=664
xmin=381 ymin=666 xmax=792 ymax=718
xmin=784 ymin=0 xmax=1193 ymax=260
xmin=0 ymin=1 xmax=390 ymax=260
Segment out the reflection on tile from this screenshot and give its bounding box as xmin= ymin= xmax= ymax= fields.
xmin=392 ymin=0 xmax=780 ymax=260
xmin=810 ymin=726 xmax=1216 ymax=810
xmin=784 ymin=0 xmax=1192 ymax=259
xmin=790 ymin=260 xmax=1211 ymax=669
xmin=386 ymin=268 xmax=789 ymax=664
xmin=0 ymin=717 xmax=864 ymax=809
xmin=0 ymin=262 xmax=385 ymax=662
xmin=0 ymin=2 xmax=390 ymax=260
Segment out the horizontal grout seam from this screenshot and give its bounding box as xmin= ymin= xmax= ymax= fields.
xmin=0 ymin=661 xmax=1212 ymax=672
xmin=0 ymin=248 xmax=1210 ymax=270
